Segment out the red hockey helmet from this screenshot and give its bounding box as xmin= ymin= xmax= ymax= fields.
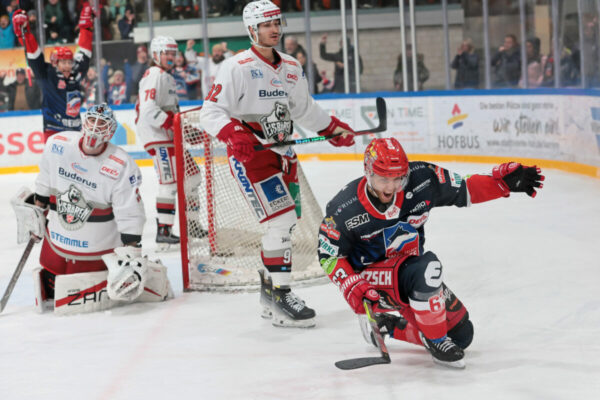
xmin=364 ymin=137 xmax=410 ymax=193
xmin=55 ymin=47 xmax=74 ymax=61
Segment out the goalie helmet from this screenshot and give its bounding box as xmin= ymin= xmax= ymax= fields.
xmin=150 ymin=35 xmax=178 ymax=66
xmin=242 ymin=0 xmax=286 ymax=46
xmin=364 ymin=138 xmax=410 ymax=190
xmin=82 ymin=103 xmax=117 ymax=150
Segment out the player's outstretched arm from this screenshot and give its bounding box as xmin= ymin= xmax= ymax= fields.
xmin=466 ymin=162 xmax=545 ymax=203
xmin=76 ymin=2 xmax=95 ymax=58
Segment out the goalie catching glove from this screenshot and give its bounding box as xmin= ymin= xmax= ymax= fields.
xmin=11 ymin=187 xmax=46 ymax=244
xmin=102 ymin=246 xmax=148 ymax=302
xmin=493 ymin=162 xmax=545 ymax=198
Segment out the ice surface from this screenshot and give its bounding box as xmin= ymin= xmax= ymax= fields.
xmin=1 ymin=161 xmax=599 ymax=400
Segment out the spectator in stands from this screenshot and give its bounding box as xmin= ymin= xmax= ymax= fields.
xmin=198 ymin=42 xmax=230 ymax=98
xmin=118 ymin=5 xmax=135 ymax=39
xmin=0 ymin=68 xmax=42 ymax=110
xmin=576 ymin=15 xmax=600 ymax=87
xmin=319 ymin=33 xmax=363 ymax=93
xmin=393 ymin=44 xmax=429 ymax=91
xmin=124 ymin=44 xmax=149 ymax=102
xmin=541 ymin=46 xmax=578 ymax=88
xmin=0 ymin=13 xmax=15 ymax=49
xmin=171 ymin=51 xmax=200 ymax=101
xmin=102 ymin=62 xmax=129 ymax=105
xmin=82 ymin=66 xmax=98 ymax=108
xmin=27 ymin=9 xmax=38 ymax=40
xmin=284 ymin=35 xmax=304 ymax=56
xmin=109 ymin=0 xmax=127 ymax=18
xmin=519 ymin=37 xmax=542 ymax=88
xmin=451 ymin=38 xmax=479 ymax=89
xmin=45 ymin=0 xmax=72 ymax=44
xmin=99 ymin=0 xmax=114 ymax=41
xmin=491 ymin=34 xmax=521 ymax=88
xmin=173 ymin=0 xmax=195 ymax=19
xmin=294 ymin=49 xmax=321 ymax=94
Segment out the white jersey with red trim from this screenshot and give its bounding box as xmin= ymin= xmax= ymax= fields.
xmin=136 ymin=66 xmax=180 ymax=148
xmin=198 ymin=47 xmax=332 ymax=155
xmin=35 ymin=131 xmax=146 ymax=261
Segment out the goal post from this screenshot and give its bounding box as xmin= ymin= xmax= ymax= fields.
xmin=173 ymin=107 xmax=326 ymax=292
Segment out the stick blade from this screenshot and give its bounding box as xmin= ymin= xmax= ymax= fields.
xmin=335 ymin=356 xmax=391 ymax=370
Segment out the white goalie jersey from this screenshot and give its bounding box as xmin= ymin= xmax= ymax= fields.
xmin=35 ymin=131 xmax=146 ymax=260
xmin=199 ymin=47 xmax=332 ymax=155
xmin=136 ymin=66 xmax=180 ymax=147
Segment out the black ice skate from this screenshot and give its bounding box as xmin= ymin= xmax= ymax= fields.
xmin=156 ymin=220 xmax=180 ymax=252
xmin=419 ymin=332 xmax=465 ymax=369
xmin=271 ymin=287 xmax=316 ymax=328
xmin=258 ymin=269 xmax=273 ymax=319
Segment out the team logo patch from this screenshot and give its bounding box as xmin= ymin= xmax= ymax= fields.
xmin=259 ymin=102 xmax=292 ymax=143
xmin=257 ymin=175 xmax=294 ymax=214
xmin=52 ymin=144 xmax=64 ymax=155
xmin=251 ymin=69 xmax=263 ymax=79
xmin=450 ymin=172 xmax=463 ymax=188
xmin=56 ymin=185 xmax=93 ymax=231
xmin=66 ymin=91 xmax=82 ymax=117
xmin=318 ymin=234 xmax=339 ymax=257
xmin=383 ymin=221 xmax=419 ymax=258
xmin=435 ymin=166 xmax=446 ymax=183
xmin=320 ymin=216 xmax=340 ymax=240
xmin=345 ymin=213 xmax=370 ymax=230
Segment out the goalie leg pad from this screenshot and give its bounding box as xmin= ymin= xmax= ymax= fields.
xmin=261 ymin=210 xmax=296 ymax=288
xmin=53 ymin=270 xmax=114 ymax=315
xmin=32 ymin=267 xmax=54 ymax=313
xmin=11 ymin=186 xmax=46 ymax=244
xmin=157 ymin=182 xmax=177 ymax=226
xmin=137 ymin=259 xmax=173 ymax=302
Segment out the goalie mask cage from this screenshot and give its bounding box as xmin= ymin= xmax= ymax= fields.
xmin=174 ymin=108 xmax=326 ymax=291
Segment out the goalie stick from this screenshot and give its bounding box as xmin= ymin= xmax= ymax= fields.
xmin=0 ymin=238 xmax=36 ymax=313
xmin=253 ymin=96 xmax=387 ymax=151
xmin=335 ymin=300 xmax=391 ymax=370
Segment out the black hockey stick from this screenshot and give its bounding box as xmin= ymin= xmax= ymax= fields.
xmin=0 ymin=238 xmax=35 ymax=313
xmin=335 ymin=300 xmax=391 ymax=370
xmin=254 ymin=96 xmax=387 ymax=151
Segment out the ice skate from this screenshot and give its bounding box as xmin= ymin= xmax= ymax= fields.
xmin=156 ymin=220 xmax=180 ymax=252
xmin=188 ymin=220 xmax=209 ymax=239
xmin=271 ymin=287 xmax=316 ymax=328
xmin=419 ymin=332 xmax=465 ymax=369
xmin=258 ymin=269 xmax=273 ymax=319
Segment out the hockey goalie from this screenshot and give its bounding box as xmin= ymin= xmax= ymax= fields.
xmin=11 ymin=104 xmax=172 ymax=315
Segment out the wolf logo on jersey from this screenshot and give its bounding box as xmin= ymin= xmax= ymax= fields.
xmin=382 ymin=221 xmax=419 ymax=258
xmin=57 ymin=184 xmax=93 ymax=230
xmin=259 ymin=102 xmax=292 ymax=142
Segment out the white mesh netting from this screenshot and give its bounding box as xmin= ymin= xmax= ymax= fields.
xmin=175 ymin=109 xmax=326 ymax=292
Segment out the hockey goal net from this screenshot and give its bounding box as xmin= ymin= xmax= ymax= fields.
xmin=173 ymin=107 xmax=326 ymax=291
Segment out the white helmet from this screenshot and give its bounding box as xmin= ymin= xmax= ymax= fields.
xmin=242 ymin=1 xmax=286 ymax=46
xmin=150 ymin=35 xmax=178 ymax=66
xmin=82 ymin=103 xmax=117 ymax=150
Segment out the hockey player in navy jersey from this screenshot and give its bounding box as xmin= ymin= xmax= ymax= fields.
xmin=12 ymin=3 xmax=94 ymax=141
xmin=318 ymin=137 xmax=544 ymax=368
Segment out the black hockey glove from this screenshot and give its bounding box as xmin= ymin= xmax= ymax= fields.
xmin=492 ymin=162 xmax=545 ymax=198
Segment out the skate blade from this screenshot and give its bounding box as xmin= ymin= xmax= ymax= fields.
xmin=271 ymin=314 xmax=316 ymax=328
xmin=260 ymin=305 xmax=273 ymax=319
xmin=432 ymin=357 xmax=466 ymax=369
xmin=156 ymin=243 xmax=180 ymax=253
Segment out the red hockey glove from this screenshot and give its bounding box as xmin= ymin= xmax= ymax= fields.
xmin=161 ymin=111 xmax=175 ymax=131
xmin=78 ymin=2 xmax=95 ymax=31
xmin=12 ymin=9 xmax=29 ymax=41
xmin=318 ymin=116 xmax=356 ymax=147
xmin=216 ymin=121 xmax=256 ymax=163
xmin=327 ymin=258 xmax=380 ymax=314
xmin=492 ymin=162 xmax=545 ymax=198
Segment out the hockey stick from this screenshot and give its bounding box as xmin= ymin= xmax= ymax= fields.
xmin=335 ymin=300 xmax=391 ymax=370
xmin=254 ymin=96 xmax=387 ymax=151
xmin=0 ymin=238 xmax=36 ymax=313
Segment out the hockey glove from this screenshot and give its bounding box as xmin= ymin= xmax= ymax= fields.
xmin=12 ymin=9 xmax=29 ymax=41
xmin=103 ymin=246 xmax=147 ymax=302
xmin=327 ymin=258 xmax=380 ymax=314
xmin=492 ymin=162 xmax=545 ymax=198
xmin=78 ymin=2 xmax=95 ymax=31
xmin=161 ymin=111 xmax=175 ymax=131
xmin=318 ymin=116 xmax=356 ymax=147
xmin=216 ymin=121 xmax=256 ymax=163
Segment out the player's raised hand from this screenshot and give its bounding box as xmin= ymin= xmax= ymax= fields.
xmin=318 ymin=116 xmax=355 ymax=147
xmin=12 ymin=9 xmax=29 ymax=39
xmin=493 ymin=162 xmax=545 ymax=198
xmin=78 ymin=2 xmax=95 ymax=31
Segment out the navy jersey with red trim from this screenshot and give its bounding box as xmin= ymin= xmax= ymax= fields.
xmin=318 ymin=162 xmax=470 ymax=272
xmin=28 ymin=51 xmax=90 ymax=132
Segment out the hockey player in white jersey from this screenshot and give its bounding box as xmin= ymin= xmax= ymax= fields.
xmin=11 ymin=104 xmax=172 ymax=315
xmin=199 ymin=0 xmax=361 ymax=328
xmin=136 ymin=35 xmax=207 ymax=249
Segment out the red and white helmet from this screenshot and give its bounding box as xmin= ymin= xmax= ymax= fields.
xmin=364 ymin=137 xmax=410 ymax=189
xmin=82 ymin=103 xmax=117 ymax=150
xmin=242 ymin=0 xmax=286 ymax=46
xmin=150 ymin=35 xmax=178 ymax=66
xmin=55 ymin=47 xmax=73 ymax=61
